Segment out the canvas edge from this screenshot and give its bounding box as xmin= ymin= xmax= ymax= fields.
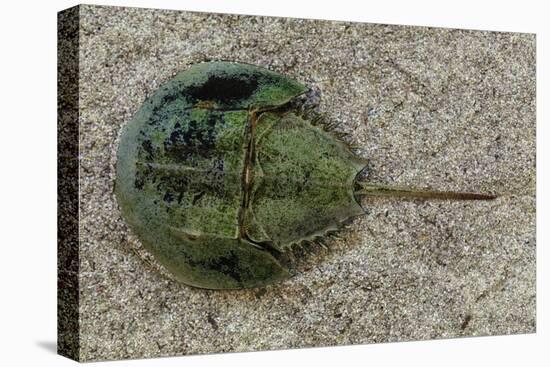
xmin=57 ymin=4 xmax=81 ymax=362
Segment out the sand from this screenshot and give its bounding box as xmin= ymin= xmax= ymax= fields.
xmin=67 ymin=4 xmax=535 ymax=362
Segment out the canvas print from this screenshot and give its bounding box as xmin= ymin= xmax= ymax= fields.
xmin=58 ymin=4 xmax=536 ymax=362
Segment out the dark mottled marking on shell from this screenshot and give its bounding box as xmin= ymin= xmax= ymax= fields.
xmin=187 ymin=74 xmax=260 ymax=103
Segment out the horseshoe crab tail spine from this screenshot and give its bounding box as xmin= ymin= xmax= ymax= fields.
xmin=355 ymin=182 xmax=497 ymax=201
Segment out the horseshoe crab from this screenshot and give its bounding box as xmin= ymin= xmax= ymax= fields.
xmin=115 ymin=61 xmax=495 ymax=289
